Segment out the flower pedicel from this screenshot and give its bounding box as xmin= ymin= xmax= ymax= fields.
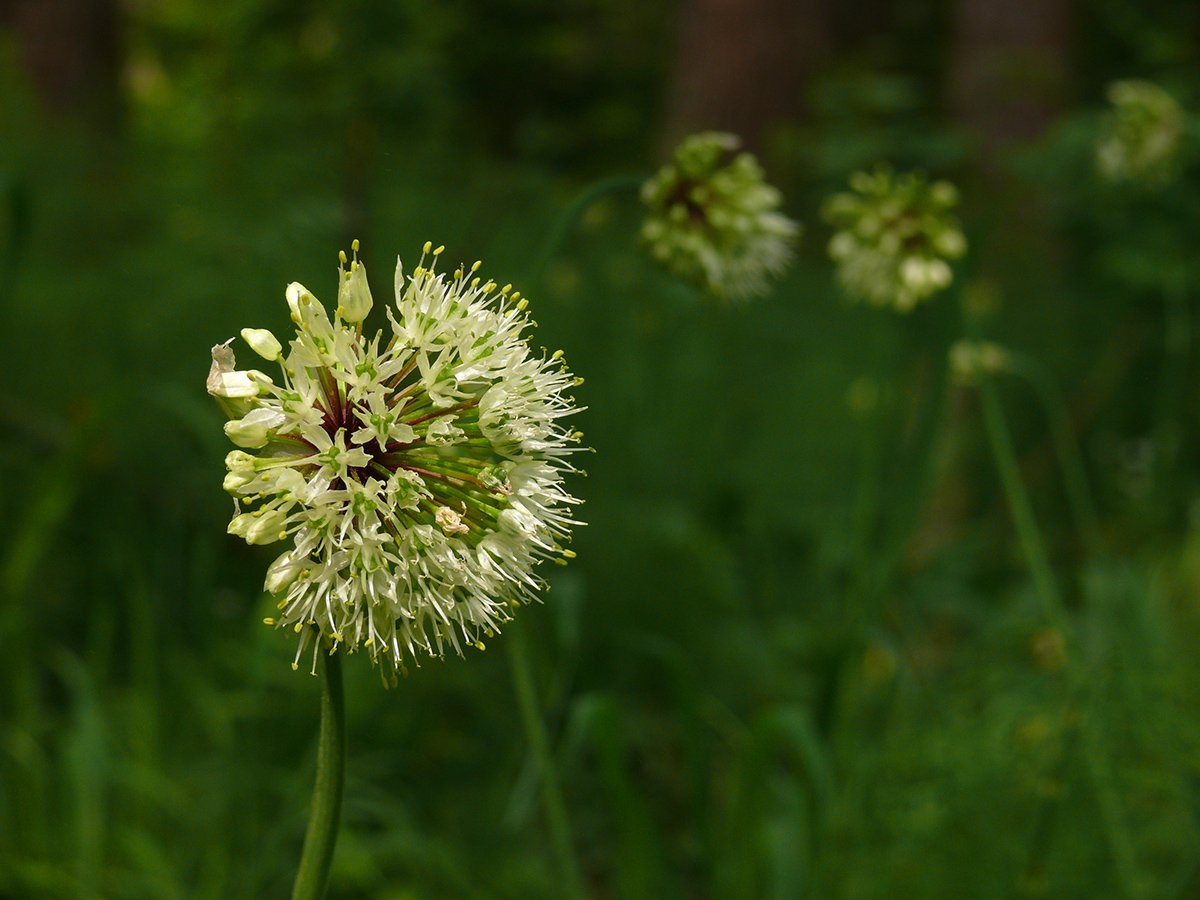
xmin=208 ymin=242 xmax=584 ymax=684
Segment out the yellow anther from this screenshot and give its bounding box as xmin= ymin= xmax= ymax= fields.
xmin=263 ymin=617 xmax=277 ymax=625
xmin=552 ymin=349 xmax=564 ymax=360
xmin=351 ymin=238 xmax=359 ymax=252
xmin=554 ymin=557 xmax=569 ymax=565
xmin=423 ymin=240 xmax=432 ymax=254
xmin=501 ymin=283 xmax=512 ymax=294
xmin=516 ymin=298 xmax=528 ymax=311
xmin=511 ymin=292 xmax=521 ymax=301
xmin=433 ymin=245 xmax=445 ymax=255
xmin=475 ymin=640 xmax=485 ymax=651
xmin=294 ymin=622 xmax=304 ymax=632
xmin=292 ymin=662 xmax=300 ymax=670
xmin=573 ymin=377 xmax=584 ymax=386
xmin=562 ymin=549 xmax=577 ymax=559
xmin=471 ymin=260 xmax=482 ymax=272
xmin=339 ymin=249 xmax=348 ymax=264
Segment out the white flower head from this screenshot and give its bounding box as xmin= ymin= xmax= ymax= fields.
xmin=822 ymin=166 xmax=967 ymax=313
xmin=211 ymin=242 xmax=584 ymax=684
xmin=640 ymin=131 xmax=800 ymax=301
xmin=948 ymin=339 xmax=1010 ymax=383
xmin=1096 ymin=79 xmax=1185 ymax=188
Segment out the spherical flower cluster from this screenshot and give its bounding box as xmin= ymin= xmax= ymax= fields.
xmin=948 ymin=339 xmax=1010 ymax=383
xmin=822 ymin=167 xmax=967 ymax=313
xmin=640 ymin=131 xmax=800 ymax=301
xmin=1095 ymin=79 xmax=1185 ymax=187
xmin=207 ymin=242 xmax=583 ymax=683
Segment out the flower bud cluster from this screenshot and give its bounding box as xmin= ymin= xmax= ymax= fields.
xmin=949 ymin=340 xmax=1010 ymax=383
xmin=640 ymin=132 xmax=799 ymax=301
xmin=1095 ymin=79 xmax=1185 ymax=187
xmin=208 ymin=243 xmax=583 ymax=682
xmin=823 ymin=167 xmax=966 ymax=313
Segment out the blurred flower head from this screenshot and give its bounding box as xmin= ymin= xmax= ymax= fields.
xmin=208 ymin=242 xmax=583 ymax=683
xmin=640 ymin=131 xmax=800 ymax=301
xmin=948 ymin=339 xmax=1010 ymax=383
xmin=1095 ymin=79 xmax=1184 ymax=187
xmin=823 ymin=166 xmax=966 ymax=313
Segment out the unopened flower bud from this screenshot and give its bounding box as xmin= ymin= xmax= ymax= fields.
xmin=224 ymin=407 xmax=285 ymax=449
xmin=337 ymin=242 xmax=374 ymax=323
xmin=229 ymin=508 xmax=287 ymax=545
xmin=241 ymin=328 xmax=282 ymax=361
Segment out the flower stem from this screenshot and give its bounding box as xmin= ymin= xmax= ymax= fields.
xmin=291 ymin=646 xmax=346 ymax=900
xmin=506 ymin=617 xmax=586 ymax=900
xmin=1155 ymin=274 xmax=1190 ymax=466
xmin=530 ymin=174 xmax=645 ymax=286
xmin=1001 ymin=350 xmax=1106 ymax=558
xmin=977 ymin=372 xmax=1069 ymax=634
xmin=977 ymin=372 xmax=1142 ymax=899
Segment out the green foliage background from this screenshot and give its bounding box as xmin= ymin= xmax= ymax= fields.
xmin=4 ymin=1 xmax=1200 ymax=898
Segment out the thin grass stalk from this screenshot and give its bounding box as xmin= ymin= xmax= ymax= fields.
xmin=1156 ymin=275 xmax=1190 ymax=450
xmin=977 ymin=372 xmax=1142 ymax=900
xmin=1002 ymin=350 xmax=1106 ymax=558
xmin=977 ymin=373 xmax=1069 ymax=633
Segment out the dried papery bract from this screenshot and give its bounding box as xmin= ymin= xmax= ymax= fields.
xmin=209 ymin=242 xmax=584 ymax=684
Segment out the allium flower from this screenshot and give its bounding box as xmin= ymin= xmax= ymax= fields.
xmin=208 ymin=242 xmax=583 ymax=683
xmin=640 ymin=131 xmax=800 ymax=301
xmin=948 ymin=339 xmax=1010 ymax=383
xmin=823 ymin=167 xmax=966 ymax=313
xmin=1095 ymin=79 xmax=1184 ymax=187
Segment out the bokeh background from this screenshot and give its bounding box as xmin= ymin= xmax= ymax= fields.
xmin=5 ymin=0 xmax=1200 ymax=898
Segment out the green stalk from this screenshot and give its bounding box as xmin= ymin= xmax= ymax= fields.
xmin=976 ymin=372 xmax=1141 ymax=899
xmin=977 ymin=373 xmax=1069 ymax=634
xmin=529 ymin=174 xmax=645 ymax=286
xmin=507 ymin=617 xmax=586 ymax=900
xmin=1155 ymin=274 xmax=1190 ymax=468
xmin=1001 ymin=351 xmax=1106 ymax=558
xmin=291 ymin=646 xmax=346 ymax=900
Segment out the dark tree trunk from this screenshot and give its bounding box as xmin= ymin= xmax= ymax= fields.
xmin=948 ymin=0 xmax=1072 ymax=154
xmin=945 ymin=0 xmax=1074 ymax=289
xmin=659 ymin=0 xmax=831 ymax=153
xmin=5 ymin=0 xmax=122 ymax=130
